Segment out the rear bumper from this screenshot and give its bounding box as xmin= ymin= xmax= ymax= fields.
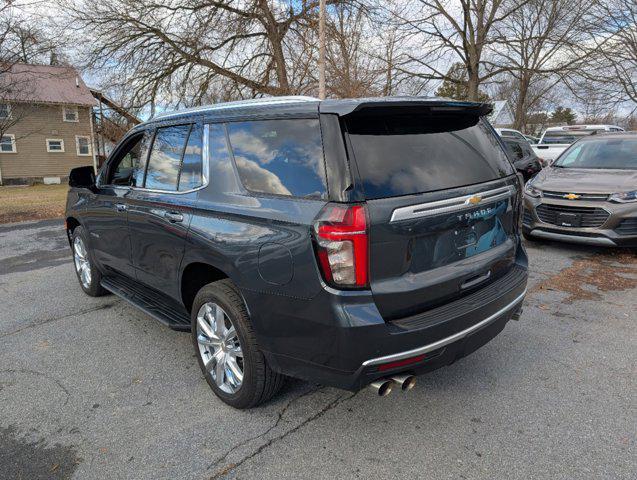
xmin=244 ymin=242 xmax=528 ymax=391
xmin=523 ymin=195 xmax=637 ymax=247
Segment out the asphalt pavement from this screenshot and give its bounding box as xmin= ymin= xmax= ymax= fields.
xmin=0 ymin=218 xmax=635 ymax=479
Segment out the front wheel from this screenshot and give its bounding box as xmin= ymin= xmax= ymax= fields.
xmin=71 ymin=226 xmax=108 ymax=297
xmin=191 ymin=279 xmax=284 ymax=409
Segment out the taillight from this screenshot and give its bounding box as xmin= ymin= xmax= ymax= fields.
xmin=313 ymin=204 xmax=368 ymax=288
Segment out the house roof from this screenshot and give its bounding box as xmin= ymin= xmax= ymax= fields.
xmin=0 ymin=63 xmax=96 ymax=107
xmin=488 ymin=100 xmax=514 ymax=126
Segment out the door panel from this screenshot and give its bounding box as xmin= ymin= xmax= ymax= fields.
xmin=127 ymin=191 xmax=196 ymax=300
xmin=85 ymin=186 xmax=135 ymax=277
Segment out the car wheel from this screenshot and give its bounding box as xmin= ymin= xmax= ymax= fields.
xmin=71 ymin=226 xmax=108 ymax=297
xmin=191 ymin=279 xmax=284 ymax=409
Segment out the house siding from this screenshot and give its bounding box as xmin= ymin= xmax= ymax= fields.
xmin=0 ymin=103 xmax=94 ymax=183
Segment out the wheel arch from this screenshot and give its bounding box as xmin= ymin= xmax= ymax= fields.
xmin=65 ymin=216 xmax=81 ymax=246
xmin=180 ymin=260 xmax=245 ymax=315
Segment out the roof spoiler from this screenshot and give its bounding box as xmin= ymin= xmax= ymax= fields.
xmin=319 ymin=98 xmax=493 ymax=117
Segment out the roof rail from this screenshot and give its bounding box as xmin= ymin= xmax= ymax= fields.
xmin=151 ymin=96 xmax=319 ymax=121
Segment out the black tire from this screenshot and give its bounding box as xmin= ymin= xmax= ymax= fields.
xmin=191 ymin=279 xmax=284 ymax=409
xmin=71 ymin=226 xmax=108 ymax=297
xmin=522 ymin=230 xmax=535 ymax=242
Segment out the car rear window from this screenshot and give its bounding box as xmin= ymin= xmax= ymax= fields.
xmin=227 ymin=119 xmax=327 ymax=198
xmin=541 ymin=130 xmax=595 ymax=144
xmin=345 ymin=114 xmax=514 ymax=199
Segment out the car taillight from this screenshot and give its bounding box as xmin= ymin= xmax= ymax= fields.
xmin=313 ymin=204 xmax=368 ymax=288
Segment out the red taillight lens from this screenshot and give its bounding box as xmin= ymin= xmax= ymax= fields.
xmin=313 ymin=204 xmax=368 ymax=288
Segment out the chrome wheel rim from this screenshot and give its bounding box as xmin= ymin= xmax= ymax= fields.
xmin=73 ymin=236 xmax=91 ymax=289
xmin=196 ymin=302 xmax=244 ymax=394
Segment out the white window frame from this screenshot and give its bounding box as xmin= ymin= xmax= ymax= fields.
xmin=0 ymin=103 xmax=11 ymax=120
xmin=0 ymin=134 xmax=17 ymax=153
xmin=46 ymin=138 xmax=65 ymax=153
xmin=75 ymin=135 xmax=92 ymax=156
xmin=63 ymin=107 xmax=79 ymax=123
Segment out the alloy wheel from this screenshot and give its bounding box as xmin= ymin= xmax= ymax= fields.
xmin=196 ymin=302 xmax=244 ymax=393
xmin=73 ymin=236 xmax=92 ymax=289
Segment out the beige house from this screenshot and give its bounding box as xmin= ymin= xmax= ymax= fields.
xmin=0 ymin=64 xmax=97 ymax=185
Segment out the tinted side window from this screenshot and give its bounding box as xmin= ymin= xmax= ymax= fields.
xmin=227 ymin=119 xmax=326 ymax=198
xmin=209 ymin=123 xmax=242 ymax=192
xmin=107 ymin=132 xmax=150 ymax=186
xmin=505 ymin=141 xmax=524 ymax=160
xmin=145 ymin=125 xmax=190 ymax=191
xmin=179 ymin=125 xmax=203 ymax=191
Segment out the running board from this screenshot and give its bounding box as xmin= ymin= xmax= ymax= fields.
xmin=101 ymin=275 xmax=191 ymax=331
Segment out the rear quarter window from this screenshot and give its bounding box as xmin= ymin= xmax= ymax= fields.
xmin=346 ymin=115 xmax=514 ymax=199
xmin=226 ymin=119 xmax=327 ymax=198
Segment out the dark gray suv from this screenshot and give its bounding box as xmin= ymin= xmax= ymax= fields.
xmin=65 ymin=96 xmax=528 ymax=408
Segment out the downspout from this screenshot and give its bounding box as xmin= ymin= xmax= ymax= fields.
xmin=89 ymin=107 xmax=97 ymax=174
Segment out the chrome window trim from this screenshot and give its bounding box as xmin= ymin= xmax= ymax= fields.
xmin=390 ymin=185 xmax=515 ymax=223
xmin=361 ymin=289 xmax=526 ymax=367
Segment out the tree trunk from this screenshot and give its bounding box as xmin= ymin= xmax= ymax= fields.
xmin=513 ymin=76 xmax=529 ymax=131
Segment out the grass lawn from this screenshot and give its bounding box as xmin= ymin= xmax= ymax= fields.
xmin=0 ymin=184 xmax=69 ymax=224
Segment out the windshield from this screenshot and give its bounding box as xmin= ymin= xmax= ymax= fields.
xmin=346 ymin=114 xmax=514 ymax=199
xmin=554 ymin=138 xmax=637 ymax=169
xmin=541 ymin=130 xmax=597 ymax=145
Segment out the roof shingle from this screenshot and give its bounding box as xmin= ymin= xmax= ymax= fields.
xmin=0 ymin=63 xmax=96 ymax=107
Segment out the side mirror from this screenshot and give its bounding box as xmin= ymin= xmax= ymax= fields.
xmin=69 ymin=166 xmax=96 ymax=189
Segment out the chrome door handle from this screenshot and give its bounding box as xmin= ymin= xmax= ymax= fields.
xmin=164 ymin=211 xmax=184 ymax=223
xmin=115 ymin=203 xmax=128 ymax=212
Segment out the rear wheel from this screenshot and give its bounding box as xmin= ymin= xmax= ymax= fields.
xmin=191 ymin=279 xmax=284 ymax=409
xmin=71 ymin=226 xmax=107 ymax=297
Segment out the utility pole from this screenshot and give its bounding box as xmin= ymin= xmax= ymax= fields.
xmin=318 ymin=0 xmax=326 ymax=100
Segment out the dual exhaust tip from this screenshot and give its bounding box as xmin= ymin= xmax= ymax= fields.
xmin=370 ymin=374 xmax=416 ymax=396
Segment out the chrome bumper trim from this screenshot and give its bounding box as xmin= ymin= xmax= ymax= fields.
xmin=529 ymin=229 xmax=617 ymax=246
xmin=362 ymin=290 xmax=526 ymax=367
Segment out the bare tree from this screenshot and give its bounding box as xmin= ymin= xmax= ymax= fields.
xmin=58 ymin=0 xmax=351 ymax=112
xmin=589 ymin=0 xmax=637 ymax=105
xmin=490 ymin=0 xmax=595 ymax=131
xmin=400 ymin=0 xmax=529 ymax=101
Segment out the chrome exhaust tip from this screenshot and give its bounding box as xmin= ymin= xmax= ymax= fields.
xmin=391 ymin=374 xmax=417 ymax=391
xmin=369 ymin=379 xmax=393 ymax=396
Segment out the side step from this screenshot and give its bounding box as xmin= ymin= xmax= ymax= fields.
xmin=101 ymin=275 xmax=191 ymax=331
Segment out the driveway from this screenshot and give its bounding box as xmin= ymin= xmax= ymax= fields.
xmin=1 ymin=219 xmax=635 ymax=479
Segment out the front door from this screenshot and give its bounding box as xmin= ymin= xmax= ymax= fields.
xmin=86 ymin=131 xmax=150 ymax=278
xmin=127 ymin=122 xmax=204 ymax=301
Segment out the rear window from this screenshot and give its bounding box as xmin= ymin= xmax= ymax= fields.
xmin=227 ymin=119 xmax=326 ymax=198
xmin=541 ymin=130 xmax=595 ymax=145
xmin=346 ymin=115 xmax=514 ymax=199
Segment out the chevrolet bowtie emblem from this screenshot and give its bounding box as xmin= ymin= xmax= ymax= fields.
xmin=563 ymin=193 xmax=580 ymax=200
xmin=466 ymin=195 xmax=482 ymax=205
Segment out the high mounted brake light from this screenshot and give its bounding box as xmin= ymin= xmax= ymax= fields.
xmin=313 ymin=204 xmax=368 ymax=288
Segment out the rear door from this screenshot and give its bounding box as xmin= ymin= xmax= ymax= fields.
xmin=127 ymin=121 xmax=204 ymax=301
xmin=344 ymin=110 xmax=520 ymax=320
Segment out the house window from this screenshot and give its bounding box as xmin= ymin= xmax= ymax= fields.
xmin=63 ymin=107 xmax=79 ymax=122
xmin=0 ymin=104 xmax=11 ymax=120
xmin=76 ymin=136 xmax=91 ymax=156
xmin=46 ymin=139 xmax=65 ymax=152
xmin=0 ymin=134 xmax=16 ymax=153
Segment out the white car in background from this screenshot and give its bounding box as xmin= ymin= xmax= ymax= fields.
xmin=531 ymin=125 xmax=624 ymax=163
xmin=495 ymin=128 xmax=527 ymax=142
